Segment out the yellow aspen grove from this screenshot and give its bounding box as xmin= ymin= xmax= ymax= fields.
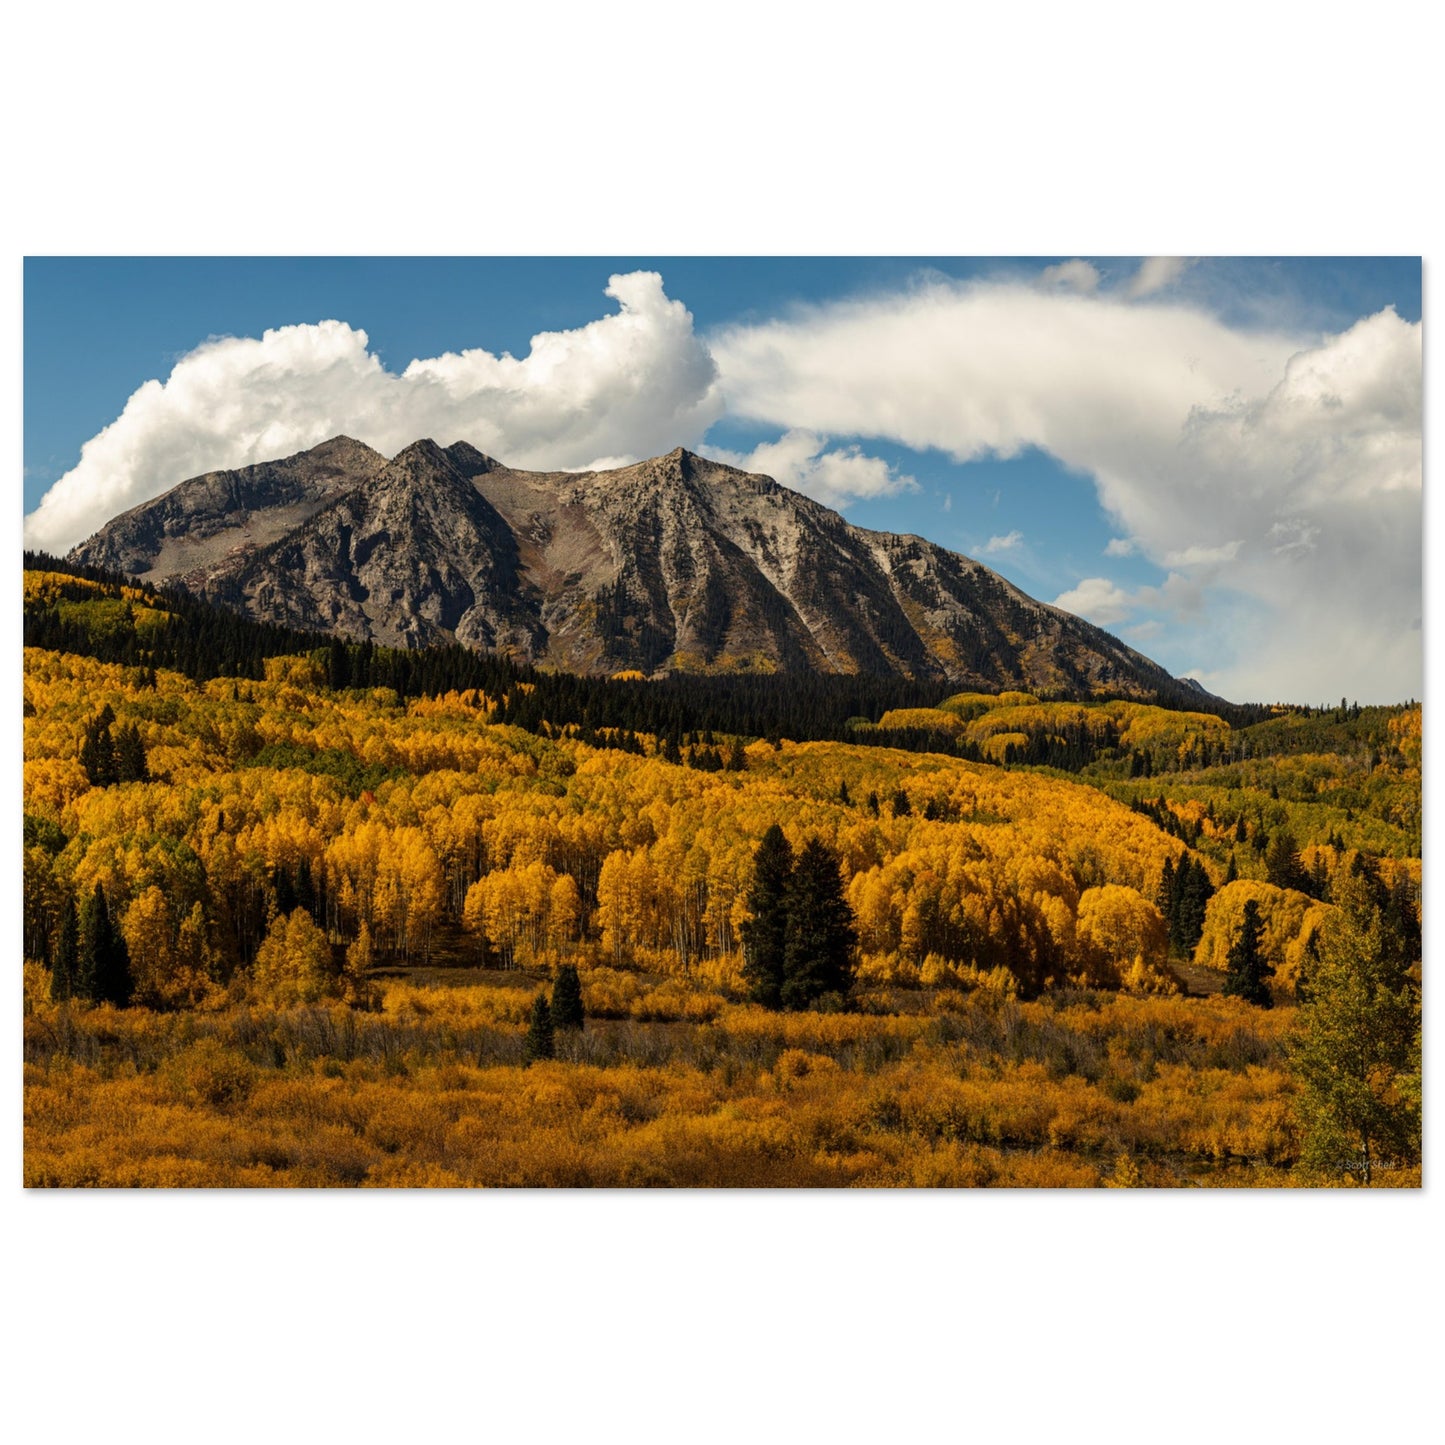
xmin=252 ymin=909 xmax=334 ymax=1006
xmin=1194 ymin=880 xmax=1321 ymax=994
xmin=1074 ymin=886 xmax=1169 ymax=990
xmin=122 ymin=885 xmax=177 ymax=1008
xmin=548 ymin=873 xmax=581 ymax=952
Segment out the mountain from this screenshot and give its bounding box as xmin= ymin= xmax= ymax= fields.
xmin=70 ymin=436 xmax=1203 ymax=700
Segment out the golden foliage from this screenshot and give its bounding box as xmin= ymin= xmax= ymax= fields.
xmin=1075 ymin=885 xmax=1170 ymax=990
xmin=24 ymin=982 xmax=1303 ymax=1187
xmin=253 ymin=909 xmax=336 ymax=1006
xmin=1194 ymin=880 xmax=1322 ymax=993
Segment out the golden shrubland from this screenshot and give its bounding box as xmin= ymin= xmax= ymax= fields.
xmin=25 ymin=968 xmax=1325 ymax=1187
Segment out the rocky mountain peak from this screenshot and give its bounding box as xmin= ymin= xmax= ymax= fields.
xmin=69 ymin=437 xmax=1202 ymax=700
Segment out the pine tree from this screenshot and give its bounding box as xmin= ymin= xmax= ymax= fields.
xmin=1176 ymin=856 xmax=1213 ymax=957
xmin=328 ymin=636 xmax=351 ymax=690
xmin=1223 ymin=851 xmax=1238 ymax=885
xmin=50 ymin=893 xmax=79 ymax=1003
xmin=525 ymin=992 xmax=555 ymax=1062
xmin=79 ymin=706 xmax=118 ymax=787
xmin=740 ymin=825 xmax=793 ymax=1008
xmin=891 ymin=789 xmax=912 ymax=818
xmin=1222 ymin=898 xmax=1273 ymax=1007
xmin=1265 ymin=829 xmax=1304 ymax=892
xmin=114 ymin=722 xmax=149 ymax=782
xmin=1155 ymin=855 xmax=1176 ymax=919
xmin=79 ymin=882 xmax=131 ymax=1006
xmin=780 ymin=837 xmax=858 ymax=1011
xmin=551 ymin=964 xmax=585 ymax=1031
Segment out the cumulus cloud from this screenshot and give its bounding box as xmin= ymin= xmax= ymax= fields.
xmin=1053 ymin=577 xmax=1134 ymax=627
xmin=980 ymin=530 xmax=1023 ymax=554
xmin=711 ymin=280 xmax=1421 ymax=701
xmin=1104 ymin=536 xmax=1137 ymax=557
xmin=25 ymin=272 xmax=723 ymax=554
xmin=1126 ymin=256 xmax=1193 ymax=298
xmin=707 ymin=429 xmax=916 ymax=507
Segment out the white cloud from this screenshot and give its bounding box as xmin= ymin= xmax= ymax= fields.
xmin=1104 ymin=536 xmax=1136 ymax=557
xmin=1123 ymin=619 xmax=1162 ymax=641
xmin=1053 ymin=577 xmax=1134 ymax=627
xmin=707 ymin=429 xmax=916 ymax=507
xmin=25 ymin=272 xmax=723 ymax=554
xmin=1136 ymin=571 xmax=1206 ymax=621
xmin=980 ymin=530 xmax=1023 ymax=554
xmin=1126 ymin=256 xmax=1193 ymax=299
xmin=1039 ymin=259 xmax=1101 ymax=293
xmin=1268 ymin=518 xmax=1320 ymax=558
xmin=1161 ymin=540 xmax=1242 ymax=568
xmin=711 ymin=280 xmax=1421 ymax=701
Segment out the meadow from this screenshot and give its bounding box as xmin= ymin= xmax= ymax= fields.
xmin=25 ymin=966 xmax=1315 ymax=1188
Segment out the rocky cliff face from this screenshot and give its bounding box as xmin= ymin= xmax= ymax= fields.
xmin=70 ymin=436 xmax=1192 ymax=698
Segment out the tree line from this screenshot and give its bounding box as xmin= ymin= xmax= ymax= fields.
xmin=24 ymin=553 xmax=1269 ymax=755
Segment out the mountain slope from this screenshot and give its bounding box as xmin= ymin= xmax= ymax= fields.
xmin=70 ymin=437 xmax=1202 ymax=699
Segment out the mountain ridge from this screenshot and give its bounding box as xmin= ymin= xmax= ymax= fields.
xmin=70 ymin=436 xmax=1214 ymax=702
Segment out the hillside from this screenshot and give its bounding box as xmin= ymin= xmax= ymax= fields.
xmin=69 ymin=437 xmax=1205 ymax=701
xmin=22 ymin=577 xmax=1421 ymax=1187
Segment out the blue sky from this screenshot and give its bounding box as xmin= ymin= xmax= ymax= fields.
xmin=23 ymin=257 xmax=1422 ymax=703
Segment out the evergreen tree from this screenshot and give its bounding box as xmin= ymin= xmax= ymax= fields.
xmin=837 ymin=779 xmax=851 ymax=806
xmin=50 ymin=893 xmax=79 ymax=1003
xmin=1265 ymin=829 xmax=1304 ymax=892
xmin=780 ymin=837 xmax=858 ymax=1011
xmin=1159 ymin=854 xmax=1212 ymax=958
xmin=328 ymin=636 xmax=351 ymax=690
xmin=79 ymin=882 xmax=131 ymax=1005
xmin=1176 ymin=856 xmax=1213 ymax=956
xmin=1380 ymin=872 xmax=1421 ymax=974
xmin=1222 ymin=899 xmax=1273 ymax=1007
xmin=551 ymin=964 xmax=585 ymax=1031
xmin=725 ymin=739 xmax=748 ymax=771
xmin=79 ymin=706 xmax=118 ymax=787
xmin=1155 ymin=855 xmax=1176 ymax=919
xmin=739 ymin=825 xmax=793 ymax=1008
xmin=525 ymin=992 xmax=555 ymax=1063
xmin=1223 ymin=851 xmax=1238 ymax=885
xmin=891 ymin=788 xmax=911 ymax=818
xmin=114 ymin=722 xmax=149 ymax=782
xmin=1289 ymin=872 xmax=1421 ymax=1183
